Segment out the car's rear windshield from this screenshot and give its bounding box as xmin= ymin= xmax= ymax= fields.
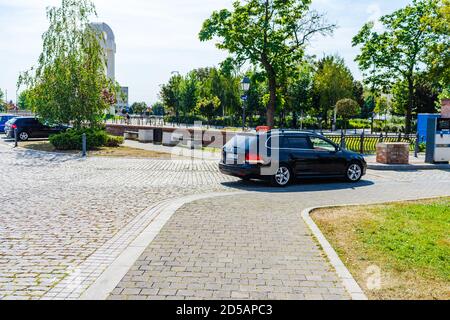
xmin=225 ymin=135 xmax=259 ymax=150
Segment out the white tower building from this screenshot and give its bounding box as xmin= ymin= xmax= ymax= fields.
xmin=91 ymin=22 xmax=116 ymax=81
xmin=90 ymin=22 xmax=128 ymax=113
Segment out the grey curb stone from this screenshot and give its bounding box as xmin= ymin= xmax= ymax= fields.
xmin=368 ymin=163 xmax=450 ymax=171
xmin=301 ymin=207 xmax=368 ymax=301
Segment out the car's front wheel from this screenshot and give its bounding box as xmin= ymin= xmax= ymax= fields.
xmin=271 ymin=165 xmax=293 ymax=187
xmin=18 ymin=131 xmax=29 ymax=141
xmin=346 ymin=162 xmax=363 ymax=182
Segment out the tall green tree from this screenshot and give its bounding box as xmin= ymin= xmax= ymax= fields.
xmin=352 ymin=81 xmax=365 ymax=110
xmin=352 ymin=0 xmax=448 ymax=133
xmin=18 ymin=0 xmax=119 ymax=128
xmin=286 ymin=62 xmax=314 ymax=128
xmin=179 ymin=72 xmax=198 ymax=121
xmin=246 ymin=71 xmax=269 ymax=126
xmin=195 ymin=96 xmax=221 ymax=126
xmin=151 ymin=102 xmax=165 ymax=116
xmin=312 ymin=55 xmax=354 ymax=126
xmin=199 ymin=0 xmax=335 ymax=127
xmin=336 ymin=98 xmax=361 ymax=131
xmin=159 ymin=74 xmax=182 ymax=119
xmin=374 ymin=96 xmax=391 ymax=116
xmin=17 ymin=90 xmax=33 ymax=110
xmin=130 ymin=102 xmax=147 ymax=114
xmin=392 ymin=74 xmax=440 ymax=115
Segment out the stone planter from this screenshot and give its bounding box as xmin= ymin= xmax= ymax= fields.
xmin=376 ymin=143 xmax=410 ymax=164
xmin=138 ymin=130 xmax=154 ymax=143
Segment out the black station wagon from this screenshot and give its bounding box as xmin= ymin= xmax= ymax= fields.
xmin=219 ymin=130 xmax=367 ymax=187
xmin=4 ymin=117 xmax=69 ymax=141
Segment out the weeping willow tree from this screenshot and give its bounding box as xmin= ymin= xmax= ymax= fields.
xmin=18 ymin=0 xmax=120 ymax=128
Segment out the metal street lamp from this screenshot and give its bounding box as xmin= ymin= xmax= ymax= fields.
xmin=241 ymin=77 xmax=251 ymax=131
xmin=171 ymin=71 xmax=181 ymax=126
xmin=241 ymin=76 xmax=251 ymax=92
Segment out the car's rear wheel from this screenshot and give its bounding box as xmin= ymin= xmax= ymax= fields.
xmin=271 ymin=165 xmax=293 ymax=187
xmin=18 ymin=131 xmax=29 ymax=141
xmin=346 ymin=162 xmax=363 ymax=182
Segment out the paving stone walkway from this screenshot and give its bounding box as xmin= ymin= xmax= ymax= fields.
xmin=0 ymin=144 xmax=236 ymax=300
xmin=1 ymin=141 xmax=449 ymax=300
xmin=110 ymin=170 xmax=450 ymax=300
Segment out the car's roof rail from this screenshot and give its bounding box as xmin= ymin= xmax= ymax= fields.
xmin=266 ymin=129 xmax=324 ymax=135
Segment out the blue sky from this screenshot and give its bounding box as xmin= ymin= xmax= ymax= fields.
xmin=0 ymin=0 xmax=411 ymax=105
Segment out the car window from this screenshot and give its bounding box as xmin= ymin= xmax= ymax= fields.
xmin=0 ymin=116 xmax=11 ymax=122
xmin=309 ymin=136 xmax=336 ymax=152
xmin=286 ymin=137 xmax=312 ymax=150
xmin=265 ymin=136 xmax=284 ymax=149
xmin=25 ymin=119 xmax=40 ymax=126
xmin=225 ymin=135 xmax=258 ymax=151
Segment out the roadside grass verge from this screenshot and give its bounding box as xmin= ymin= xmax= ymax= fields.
xmin=312 ymin=198 xmax=450 ymax=300
xmin=19 ymin=140 xmax=185 ymax=159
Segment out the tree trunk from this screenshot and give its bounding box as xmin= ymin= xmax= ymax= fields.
xmin=267 ymin=74 xmax=276 ymax=128
xmin=292 ymin=111 xmax=298 ymax=129
xmin=406 ymin=77 xmax=414 ymax=134
xmin=261 ymin=56 xmax=277 ymax=128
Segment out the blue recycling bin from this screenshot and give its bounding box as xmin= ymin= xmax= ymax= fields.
xmin=417 ymin=114 xmax=441 ymax=143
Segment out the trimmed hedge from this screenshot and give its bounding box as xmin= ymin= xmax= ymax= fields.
xmin=49 ymin=128 xmax=124 ymax=151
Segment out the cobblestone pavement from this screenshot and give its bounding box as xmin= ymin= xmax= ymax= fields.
xmin=0 ymin=144 xmax=237 ymax=300
xmin=1 ymin=141 xmax=450 ymax=300
xmin=110 ymin=170 xmax=450 ymax=300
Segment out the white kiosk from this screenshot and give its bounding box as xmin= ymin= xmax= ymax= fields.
xmin=426 ymin=117 xmax=450 ymax=164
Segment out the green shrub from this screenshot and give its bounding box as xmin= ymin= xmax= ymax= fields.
xmin=348 ymin=119 xmax=371 ymax=129
xmin=49 ymin=128 xmax=123 ymax=150
xmin=105 ymin=135 xmax=124 ymax=147
xmin=419 ymin=142 xmax=427 ymax=153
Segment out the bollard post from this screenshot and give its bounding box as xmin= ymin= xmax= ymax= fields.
xmin=340 ymin=131 xmax=346 ymax=149
xmin=414 ymin=132 xmax=420 ymax=158
xmin=360 ymin=130 xmax=365 ymax=154
xmin=14 ymin=128 xmax=18 ymax=148
xmin=82 ymin=133 xmax=87 ymax=157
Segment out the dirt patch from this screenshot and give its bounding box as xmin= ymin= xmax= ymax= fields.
xmin=18 ymin=140 xmax=185 ymax=159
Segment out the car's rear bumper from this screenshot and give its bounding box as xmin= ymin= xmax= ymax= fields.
xmin=219 ymin=163 xmax=262 ymax=179
xmin=4 ymin=130 xmax=14 ymax=138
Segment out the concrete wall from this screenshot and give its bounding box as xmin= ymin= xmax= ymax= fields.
xmin=105 ymin=124 xmax=252 ymax=148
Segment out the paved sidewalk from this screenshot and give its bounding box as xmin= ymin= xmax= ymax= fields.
xmin=365 ymin=154 xmax=450 ymax=171
xmin=0 ymin=144 xmax=236 ymax=300
xmin=110 ymin=170 xmax=450 ymax=300
xmin=1 ymin=139 xmax=449 ymax=300
xmin=124 ymin=140 xmax=222 ymax=161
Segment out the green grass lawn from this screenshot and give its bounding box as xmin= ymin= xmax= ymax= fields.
xmin=358 ymin=200 xmax=449 ymax=281
xmin=313 ymin=198 xmax=450 ymax=300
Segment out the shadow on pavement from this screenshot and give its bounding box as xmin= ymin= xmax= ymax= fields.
xmin=221 ymin=178 xmax=375 ymax=193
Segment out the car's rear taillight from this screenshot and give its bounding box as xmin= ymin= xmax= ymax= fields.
xmin=245 ymin=153 xmax=264 ymax=165
xmin=11 ymin=124 xmax=17 ymax=130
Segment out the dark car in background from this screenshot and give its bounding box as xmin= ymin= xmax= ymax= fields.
xmin=4 ymin=117 xmax=70 ymax=141
xmin=219 ymin=130 xmax=367 ymax=187
xmin=0 ymin=114 xmax=17 ymax=132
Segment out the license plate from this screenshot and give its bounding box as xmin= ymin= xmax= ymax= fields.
xmin=226 ymin=153 xmax=238 ymax=161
